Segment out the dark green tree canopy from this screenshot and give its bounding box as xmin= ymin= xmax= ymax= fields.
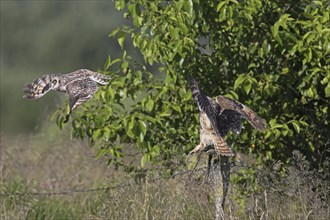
xmin=55 ymin=0 xmax=329 ymax=171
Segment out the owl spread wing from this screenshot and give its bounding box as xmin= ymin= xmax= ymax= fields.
xmin=188 ymin=77 xmax=223 ymax=138
xmin=215 ymin=95 xmax=267 ymax=131
xmin=64 ymin=79 xmax=98 ymax=122
xmin=216 ymin=108 xmax=243 ymax=136
xmin=23 ymin=74 xmax=55 ymax=99
xmin=23 ymin=69 xmax=111 ymax=99
xmin=61 ymin=69 xmax=111 ymax=86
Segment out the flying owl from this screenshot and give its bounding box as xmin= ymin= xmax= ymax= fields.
xmin=187 ymin=77 xmax=267 ymax=160
xmin=23 ymin=69 xmax=111 ymax=122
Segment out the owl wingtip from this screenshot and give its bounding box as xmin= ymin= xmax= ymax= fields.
xmin=260 ymin=124 xmax=268 ymax=131
xmin=22 ymin=85 xmax=28 ymax=92
xmin=256 ymin=118 xmax=268 ymax=131
xmin=22 ymin=94 xmax=33 ymax=99
xmin=22 ymin=94 xmax=36 ymax=99
xmin=187 ymin=76 xmax=197 ymax=84
xmin=22 ymin=86 xmax=32 ymax=98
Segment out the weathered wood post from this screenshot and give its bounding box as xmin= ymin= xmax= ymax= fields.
xmin=209 ymin=155 xmax=231 ymax=220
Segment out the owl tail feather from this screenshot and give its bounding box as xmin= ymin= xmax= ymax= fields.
xmin=214 ymin=141 xmax=235 ymax=157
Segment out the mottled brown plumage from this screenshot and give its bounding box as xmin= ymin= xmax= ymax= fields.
xmin=23 ymin=69 xmax=110 ymax=122
xmin=187 ymin=77 xmax=266 ymax=159
xmin=187 ymin=77 xmax=266 ymax=210
xmin=215 ymin=95 xmax=266 ymax=131
xmin=193 ymin=112 xmax=235 ymax=156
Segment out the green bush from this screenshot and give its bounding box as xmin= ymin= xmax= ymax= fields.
xmin=55 ymin=0 xmax=329 ymax=172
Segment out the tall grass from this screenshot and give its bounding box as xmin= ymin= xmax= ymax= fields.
xmin=1 ymin=133 xmax=329 ymax=219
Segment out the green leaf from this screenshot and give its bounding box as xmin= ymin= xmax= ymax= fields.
xmin=282 ymin=67 xmax=289 ymax=74
xmin=151 ymin=145 xmax=160 ymax=157
xmin=248 ymin=63 xmax=256 ymax=70
xmin=110 ymin=58 xmax=122 ymax=66
xmin=262 ymin=39 xmax=271 ymax=55
xmin=115 ymin=0 xmax=126 ymax=10
xmin=92 ymin=129 xmax=102 ymax=140
xmin=291 ymin=121 xmax=300 ymax=134
xmin=269 ymin=119 xmax=277 ymax=127
xmin=117 ymin=31 xmax=126 ymax=49
xmin=121 ymin=61 xmax=129 ymax=71
xmin=159 ymin=109 xmax=171 ymax=117
xmin=216 ymin=1 xmax=227 ymax=12
xmin=109 ymin=27 xmax=120 ymax=37
xmin=183 ymin=0 xmax=193 ymax=16
xmin=325 ymin=84 xmax=330 ymax=97
xmin=165 ymin=74 xmax=173 ymax=85
xmin=141 ymin=154 xmax=150 ymax=167
xmin=264 ymin=131 xmax=272 ymax=139
xmin=299 ymin=120 xmax=309 ymax=127
xmin=225 ymin=90 xmax=239 ymax=100
xmin=272 ymin=22 xmax=282 ymax=45
xmin=146 ymin=99 xmax=154 ymax=111
xmin=127 ymin=119 xmax=135 ymax=136
xmin=104 ymin=55 xmax=111 ymax=70
xmin=172 ymin=105 xmax=181 ymax=113
xmin=243 ymin=80 xmax=252 ymax=94
xmin=96 ymin=148 xmax=109 ymax=158
xmin=234 ymin=74 xmax=246 ymax=90
xmin=282 ymin=124 xmax=290 ymax=135
xmin=183 ymin=90 xmax=192 ymax=101
xmin=321 ymin=76 xmax=328 ymax=85
xmin=307 ymin=87 xmax=314 ymax=98
xmin=138 ymin=120 xmax=147 ymax=136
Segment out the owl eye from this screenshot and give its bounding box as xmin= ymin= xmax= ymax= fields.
xmin=52 ymin=79 xmax=58 ymax=84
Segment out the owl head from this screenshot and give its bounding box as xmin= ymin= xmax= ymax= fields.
xmin=48 ymin=74 xmax=65 ymax=91
xmin=49 ymin=75 xmax=60 ymax=89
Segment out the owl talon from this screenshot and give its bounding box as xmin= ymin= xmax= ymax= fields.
xmin=64 ymin=114 xmax=70 ymax=123
xmin=186 ymin=145 xmax=202 ymax=165
xmin=186 ymin=151 xmax=203 ymax=179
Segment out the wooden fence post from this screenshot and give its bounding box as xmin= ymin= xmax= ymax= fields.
xmin=209 ymin=155 xmax=231 ymax=220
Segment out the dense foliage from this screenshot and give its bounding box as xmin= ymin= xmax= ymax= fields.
xmin=55 ymin=0 xmax=329 ymax=171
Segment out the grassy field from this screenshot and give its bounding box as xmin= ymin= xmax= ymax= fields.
xmin=1 ymin=129 xmax=329 ymax=219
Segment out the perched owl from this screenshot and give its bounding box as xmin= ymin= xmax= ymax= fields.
xmin=187 ymin=78 xmax=266 ymax=209
xmin=187 ymin=77 xmax=267 ymax=208
xmin=23 ymin=69 xmax=111 ymax=122
xmin=187 ymin=77 xmax=267 ymax=159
